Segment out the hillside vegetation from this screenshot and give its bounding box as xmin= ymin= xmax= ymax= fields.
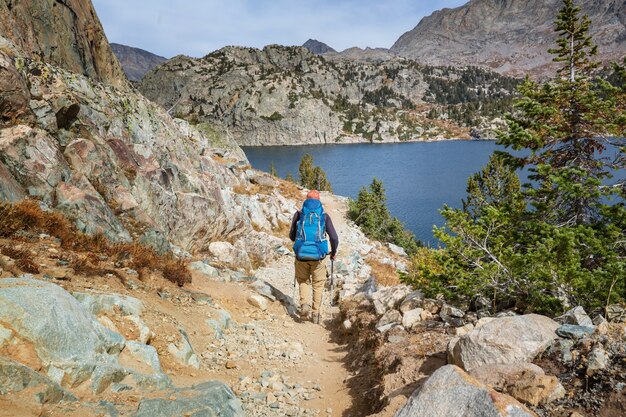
xmin=139 ymin=45 xmax=520 ymax=145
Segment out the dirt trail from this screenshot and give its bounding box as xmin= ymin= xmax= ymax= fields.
xmin=0 ymin=193 xmax=372 ymax=417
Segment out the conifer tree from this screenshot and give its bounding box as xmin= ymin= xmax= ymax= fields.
xmin=297 ymin=154 xmax=332 ymax=192
xmin=269 ymin=161 xmax=277 ymax=177
xmin=498 ymin=0 xmax=621 ymax=226
xmin=285 ymin=172 xmax=296 ymax=183
xmin=408 ymin=0 xmax=625 ymax=314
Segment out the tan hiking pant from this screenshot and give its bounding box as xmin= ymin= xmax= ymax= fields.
xmin=295 ymin=258 xmax=327 ymax=314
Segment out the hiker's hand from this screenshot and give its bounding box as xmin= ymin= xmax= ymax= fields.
xmin=330 ymin=254 xmax=335 ymax=261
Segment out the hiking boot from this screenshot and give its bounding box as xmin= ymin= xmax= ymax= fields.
xmin=299 ymin=304 xmax=311 ymax=319
xmin=312 ymin=313 xmax=320 ymax=325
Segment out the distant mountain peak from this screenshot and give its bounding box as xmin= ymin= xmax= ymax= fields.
xmin=390 ymin=0 xmax=625 ymax=77
xmin=110 ymin=43 xmax=168 ymax=82
xmin=302 ymin=39 xmax=336 ymax=54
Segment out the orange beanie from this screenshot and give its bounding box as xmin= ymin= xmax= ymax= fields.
xmin=307 ymin=190 xmax=320 ymax=200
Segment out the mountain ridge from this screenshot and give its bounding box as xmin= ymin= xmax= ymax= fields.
xmin=111 ymin=43 xmax=168 ymax=82
xmin=139 ymin=44 xmax=518 ymax=146
xmin=390 ymin=0 xmax=626 ymax=76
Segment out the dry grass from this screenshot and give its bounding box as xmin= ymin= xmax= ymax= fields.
xmin=0 ymin=244 xmax=39 ymax=274
xmin=162 ymin=259 xmax=192 ymax=287
xmin=232 ymin=183 xmax=273 ymax=196
xmin=69 ymin=254 xmax=126 ymax=283
xmin=278 ymin=180 xmax=303 ymax=201
xmin=0 ymin=245 xmax=30 ymax=260
xmin=0 ymin=200 xmax=191 ymax=286
xmin=367 ymin=258 xmax=400 ymax=287
xmin=274 ymin=219 xmax=292 ymax=239
xmin=15 ymin=258 xmax=40 ymax=274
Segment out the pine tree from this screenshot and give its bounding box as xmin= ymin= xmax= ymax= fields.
xmin=269 ymin=161 xmax=278 ymax=177
xmin=498 ymin=0 xmax=620 ymax=226
xmin=348 ymin=178 xmax=419 ymax=254
xmin=298 ymin=154 xmax=315 ymax=188
xmin=297 ymin=154 xmax=332 ymax=192
xmin=410 ymin=1 xmax=625 ymax=314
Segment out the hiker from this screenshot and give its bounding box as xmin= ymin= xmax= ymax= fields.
xmin=289 ymin=190 xmax=338 ymax=324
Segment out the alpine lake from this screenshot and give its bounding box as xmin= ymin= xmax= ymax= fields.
xmin=243 ymin=140 xmax=500 ymax=246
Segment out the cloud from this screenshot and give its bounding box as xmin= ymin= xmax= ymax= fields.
xmin=92 ymin=0 xmax=467 ymax=58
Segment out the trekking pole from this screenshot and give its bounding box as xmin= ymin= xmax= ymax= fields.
xmin=330 ymin=259 xmax=335 ymax=307
xmin=318 ymin=286 xmax=324 ymax=324
xmin=292 ymin=275 xmax=298 ymax=308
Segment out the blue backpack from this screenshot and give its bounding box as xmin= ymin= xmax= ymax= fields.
xmin=293 ymin=199 xmax=329 ymax=261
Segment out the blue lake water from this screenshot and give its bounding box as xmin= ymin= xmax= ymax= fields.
xmin=243 ymin=141 xmax=499 ymax=245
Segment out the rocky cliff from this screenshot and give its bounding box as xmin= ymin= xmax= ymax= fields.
xmin=0 ymin=0 xmax=312 ymax=264
xmin=111 ymin=43 xmax=168 ymax=82
xmin=0 ymin=46 xmax=299 ymax=260
xmin=390 ymin=0 xmax=626 ymax=76
xmin=0 ymin=0 xmax=127 ymax=87
xmin=138 ymin=45 xmax=519 ymax=145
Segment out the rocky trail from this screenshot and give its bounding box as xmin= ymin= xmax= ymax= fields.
xmin=0 ymin=192 xmax=395 ymax=417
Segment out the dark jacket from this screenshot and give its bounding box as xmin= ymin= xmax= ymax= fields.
xmin=289 ymin=210 xmax=339 ymax=258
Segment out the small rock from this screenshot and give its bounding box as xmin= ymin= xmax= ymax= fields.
xmin=189 ymin=261 xmax=219 ymax=278
xmin=508 ymin=372 xmax=566 ymax=406
xmin=605 ymin=304 xmax=626 ymax=322
xmin=556 ymin=324 xmax=595 ymax=339
xmin=470 ymin=295 xmax=491 ymax=312
xmin=342 ymin=320 xmax=352 ymax=331
xmin=377 ymin=309 xmax=402 ymax=328
xmin=387 ymin=243 xmax=407 ymax=257
xmin=399 ymin=290 xmax=423 ymax=313
xmin=420 ymin=310 xmax=433 ymax=321
xmin=377 ymin=323 xmax=402 ymax=333
xmin=421 ymin=298 xmax=442 ymax=315
xmin=225 ymin=361 xmax=238 ymax=369
xmin=402 ymin=308 xmax=423 ymax=329
xmin=247 ymin=294 xmax=268 ymax=311
xmin=453 ymin=323 xmax=474 ymax=336
xmin=372 ymin=286 xmax=411 ymax=316
xmin=558 ymin=306 xmax=593 ymax=327
xmin=441 ymin=304 xmax=465 ymax=318
xmin=586 ymin=347 xmax=609 ymax=376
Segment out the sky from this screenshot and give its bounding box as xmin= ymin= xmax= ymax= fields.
xmin=92 ymin=0 xmax=468 ymax=59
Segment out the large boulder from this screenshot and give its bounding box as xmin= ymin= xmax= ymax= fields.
xmin=0 ymin=278 xmax=126 ymax=390
xmin=449 ymin=314 xmax=559 ymax=371
xmin=372 ymin=285 xmax=412 ymax=315
xmin=135 ymin=381 xmax=244 ymax=417
xmin=394 ymin=365 xmax=537 ymax=417
xmin=209 ymin=241 xmax=252 ymax=271
xmin=0 ymin=356 xmax=76 ymax=404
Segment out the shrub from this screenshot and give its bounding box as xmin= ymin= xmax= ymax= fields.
xmin=0 ymin=200 xmax=191 ymax=286
xmin=163 ymin=259 xmax=192 ymax=287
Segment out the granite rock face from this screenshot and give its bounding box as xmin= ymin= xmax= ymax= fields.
xmin=0 ymin=0 xmax=127 ymax=87
xmin=0 ymin=46 xmax=296 ymax=255
xmin=390 ymin=0 xmax=626 ymax=77
xmin=0 ymin=356 xmax=77 ymax=404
